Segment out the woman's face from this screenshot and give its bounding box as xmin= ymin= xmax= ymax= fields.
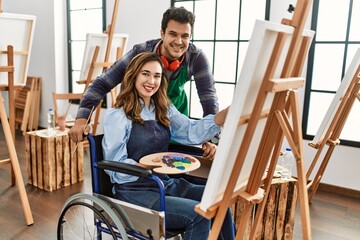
xmin=135 ymin=60 xmax=162 ymax=107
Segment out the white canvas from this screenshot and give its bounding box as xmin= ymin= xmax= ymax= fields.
xmin=311 ymin=48 xmax=360 ymax=145
xmin=0 ymin=13 xmax=36 ymax=86
xmin=199 ymin=20 xmax=315 ymax=212
xmin=79 ymin=33 xmax=129 ymax=81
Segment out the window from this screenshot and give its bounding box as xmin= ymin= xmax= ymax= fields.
xmin=66 ymin=0 xmax=105 ymax=93
xmin=172 ymin=0 xmax=269 ymax=118
xmin=303 ymin=0 xmax=360 ymax=146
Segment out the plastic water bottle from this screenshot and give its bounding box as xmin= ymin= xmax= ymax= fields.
xmin=47 ymin=108 xmax=55 ymax=133
xmin=281 ymin=148 xmax=294 ymax=180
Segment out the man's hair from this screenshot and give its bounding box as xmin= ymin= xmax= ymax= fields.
xmin=161 ymin=6 xmax=195 ymax=33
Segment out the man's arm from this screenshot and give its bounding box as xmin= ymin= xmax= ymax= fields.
xmin=69 ymin=48 xmax=137 ymax=142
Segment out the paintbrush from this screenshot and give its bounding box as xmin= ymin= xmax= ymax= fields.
xmin=72 ymin=106 xmax=95 ymax=157
xmin=63 ymin=100 xmax=72 ymax=119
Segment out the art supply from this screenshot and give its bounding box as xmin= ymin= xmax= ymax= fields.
xmin=140 ymin=152 xmax=200 ymax=174
xmin=72 ymin=106 xmax=95 ymax=157
xmin=63 ymin=100 xmax=72 ymax=118
xmin=57 ymin=115 xmax=66 ymax=131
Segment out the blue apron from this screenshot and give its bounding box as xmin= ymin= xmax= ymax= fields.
xmin=114 ymin=120 xmax=193 ymax=208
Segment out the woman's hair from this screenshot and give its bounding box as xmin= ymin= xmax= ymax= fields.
xmin=114 ymin=52 xmax=171 ymax=127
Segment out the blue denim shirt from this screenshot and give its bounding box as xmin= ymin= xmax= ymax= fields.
xmin=102 ymin=100 xmax=221 ymax=185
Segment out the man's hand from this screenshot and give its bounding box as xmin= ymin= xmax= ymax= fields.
xmin=202 ymin=142 xmax=217 ymax=160
xmin=68 ymin=118 xmax=91 ymax=142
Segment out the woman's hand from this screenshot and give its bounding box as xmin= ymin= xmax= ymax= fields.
xmin=214 ymin=106 xmax=229 ymax=126
xmin=202 ymin=142 xmax=217 ymax=160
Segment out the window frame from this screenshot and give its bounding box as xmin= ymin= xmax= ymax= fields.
xmin=171 ymin=0 xmax=270 ymax=119
xmin=66 ymin=0 xmax=106 ymax=93
xmin=302 ymin=0 xmax=360 ymax=147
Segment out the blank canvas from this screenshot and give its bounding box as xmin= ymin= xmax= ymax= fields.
xmin=0 ymin=13 xmax=36 ymax=86
xmin=79 ymin=33 xmax=129 ymax=81
xmin=199 ymin=20 xmax=314 ymax=212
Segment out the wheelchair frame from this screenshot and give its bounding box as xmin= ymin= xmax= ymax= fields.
xmin=57 ymin=133 xmax=187 ymax=240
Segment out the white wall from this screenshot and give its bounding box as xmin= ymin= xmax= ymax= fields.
xmin=3 ymin=0 xmax=58 ymax=127
xmin=2 ymin=0 xmax=359 ymax=191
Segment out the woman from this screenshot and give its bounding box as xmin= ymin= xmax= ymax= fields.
xmin=102 ymin=52 xmax=234 ymax=240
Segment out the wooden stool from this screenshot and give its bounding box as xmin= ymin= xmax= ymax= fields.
xmin=232 ymin=178 xmax=298 ymax=239
xmin=25 ymin=128 xmax=84 ymax=192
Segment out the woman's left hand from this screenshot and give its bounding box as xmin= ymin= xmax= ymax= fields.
xmin=202 ymin=142 xmax=217 ymax=160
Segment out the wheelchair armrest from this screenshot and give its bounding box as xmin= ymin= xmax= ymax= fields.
xmin=98 ymin=160 xmax=153 ymax=178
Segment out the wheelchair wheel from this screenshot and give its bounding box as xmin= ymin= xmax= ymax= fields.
xmin=57 ymin=193 xmax=129 ymax=240
xmin=96 ymin=194 xmax=139 ymax=234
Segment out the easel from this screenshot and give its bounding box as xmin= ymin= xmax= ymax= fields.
xmin=194 ymin=0 xmax=313 ymax=239
xmin=306 ymin=64 xmax=360 ymax=203
xmin=76 ymin=0 xmax=123 ymax=135
xmin=0 ymin=45 xmax=17 ymax=185
xmin=0 ymin=45 xmax=34 ymax=226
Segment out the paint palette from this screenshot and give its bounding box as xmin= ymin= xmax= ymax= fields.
xmin=139 ymin=152 xmax=201 ymax=174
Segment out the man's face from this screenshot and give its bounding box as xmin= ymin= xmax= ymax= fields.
xmin=160 ymin=20 xmax=191 ymax=61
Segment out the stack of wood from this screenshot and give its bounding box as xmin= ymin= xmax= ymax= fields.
xmin=14 ymin=76 xmax=41 ymax=134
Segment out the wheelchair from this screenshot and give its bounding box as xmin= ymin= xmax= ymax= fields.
xmin=57 ymin=133 xmax=204 ymax=240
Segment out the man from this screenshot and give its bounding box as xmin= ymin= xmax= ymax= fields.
xmin=69 ymin=6 xmax=219 ymax=159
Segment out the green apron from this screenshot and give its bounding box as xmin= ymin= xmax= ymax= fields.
xmin=167 ymin=67 xmax=189 ymax=116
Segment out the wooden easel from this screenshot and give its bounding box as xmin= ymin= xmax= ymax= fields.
xmin=194 ymin=1 xmax=313 ymax=239
xmin=0 ymin=45 xmax=17 ymax=185
xmin=0 ymin=45 xmax=34 ymax=226
xmin=76 ymin=0 xmax=123 ymax=135
xmin=306 ymin=64 xmax=360 ymax=203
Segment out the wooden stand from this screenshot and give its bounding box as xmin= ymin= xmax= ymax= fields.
xmin=54 ymin=0 xmax=127 ymax=136
xmin=75 ymin=0 xmax=124 ymax=135
xmin=25 ymin=128 xmax=84 ymax=192
xmin=194 ymin=1 xmax=313 ymax=239
xmin=0 ymin=45 xmax=16 ymax=185
xmin=0 ymin=91 xmax=34 ymax=225
xmin=306 ymin=63 xmax=360 ymax=203
xmin=15 ymin=76 xmax=41 ymax=134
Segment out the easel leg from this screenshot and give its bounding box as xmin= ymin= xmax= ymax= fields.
xmin=295 ymin=154 xmax=311 ymax=239
xmin=249 ymin=134 xmax=284 ymax=239
xmin=235 ymin=202 xmax=253 ymax=240
xmin=308 ymin=144 xmax=335 ymax=203
xmin=0 ymin=96 xmax=34 ymax=225
xmin=6 ymin=45 xmax=16 ymax=185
